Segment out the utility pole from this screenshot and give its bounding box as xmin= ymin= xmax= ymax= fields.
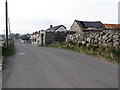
xmin=5 ymin=0 xmax=9 ymax=49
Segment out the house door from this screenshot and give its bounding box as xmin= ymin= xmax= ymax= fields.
xmin=41 ymin=34 xmax=44 ymax=45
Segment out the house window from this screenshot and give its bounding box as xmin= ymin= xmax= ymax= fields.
xmin=34 ymin=39 xmax=36 ymax=42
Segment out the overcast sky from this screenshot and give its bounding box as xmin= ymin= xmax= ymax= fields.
xmin=0 ymin=0 xmax=119 ymax=34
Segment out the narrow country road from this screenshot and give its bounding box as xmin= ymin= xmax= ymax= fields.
xmin=3 ymin=39 xmax=118 ymax=88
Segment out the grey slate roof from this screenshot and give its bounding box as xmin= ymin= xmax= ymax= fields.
xmin=75 ymin=20 xmax=105 ymax=29
xmin=47 ymin=25 xmax=66 ymax=31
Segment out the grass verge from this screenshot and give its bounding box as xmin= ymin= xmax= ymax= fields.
xmin=2 ymin=41 xmax=15 ymax=57
xmin=2 ymin=46 xmax=15 ymax=57
xmin=2 ymin=41 xmax=15 ymax=69
xmin=39 ymin=42 xmax=120 ymax=64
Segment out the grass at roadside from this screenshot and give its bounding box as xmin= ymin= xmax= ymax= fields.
xmin=2 ymin=46 xmax=15 ymax=57
xmin=2 ymin=41 xmax=15 ymax=57
xmin=2 ymin=41 xmax=15 ymax=69
xmin=39 ymin=42 xmax=120 ymax=64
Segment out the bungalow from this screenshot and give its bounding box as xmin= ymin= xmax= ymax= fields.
xmin=70 ymin=20 xmax=105 ymax=32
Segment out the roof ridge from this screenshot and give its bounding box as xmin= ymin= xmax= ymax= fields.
xmin=75 ymin=20 xmax=101 ymax=22
xmin=47 ymin=25 xmax=66 ymax=30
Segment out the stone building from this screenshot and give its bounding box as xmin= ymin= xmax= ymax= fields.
xmin=66 ymin=20 xmax=120 ymax=49
xmin=70 ymin=20 xmax=105 ymax=32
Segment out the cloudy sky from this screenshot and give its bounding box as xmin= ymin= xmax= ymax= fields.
xmin=0 ymin=0 xmax=119 ymax=34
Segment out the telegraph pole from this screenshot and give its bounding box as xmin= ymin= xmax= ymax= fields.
xmin=5 ymin=0 xmax=9 ymax=49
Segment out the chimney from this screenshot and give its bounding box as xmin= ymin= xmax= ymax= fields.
xmin=50 ymin=25 xmax=53 ymax=28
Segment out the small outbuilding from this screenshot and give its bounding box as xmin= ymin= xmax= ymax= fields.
xmin=70 ymin=20 xmax=105 ymax=32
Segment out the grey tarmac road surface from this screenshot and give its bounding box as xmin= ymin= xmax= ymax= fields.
xmin=2 ymin=40 xmax=118 ymax=88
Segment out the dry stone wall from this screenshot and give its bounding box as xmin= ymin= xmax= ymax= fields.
xmin=66 ymin=30 xmax=120 ymax=48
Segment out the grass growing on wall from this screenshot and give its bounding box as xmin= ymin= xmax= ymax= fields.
xmin=39 ymin=42 xmax=120 ymax=64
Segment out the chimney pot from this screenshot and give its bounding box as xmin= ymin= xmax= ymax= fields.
xmin=50 ymin=25 xmax=53 ymax=28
